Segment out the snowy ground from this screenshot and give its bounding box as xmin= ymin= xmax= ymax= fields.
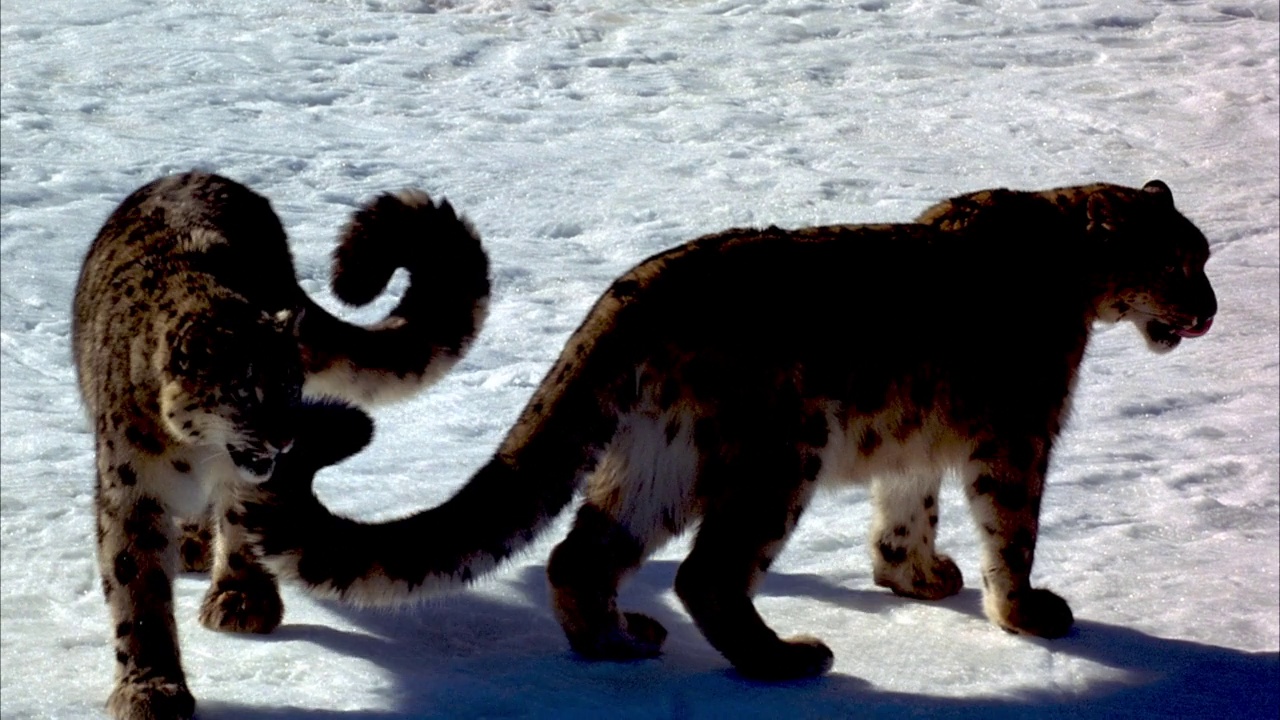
xmin=2 ymin=0 xmax=1277 ymax=718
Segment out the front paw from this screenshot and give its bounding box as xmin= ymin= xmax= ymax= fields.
xmin=107 ymin=677 xmax=195 ymax=720
xmin=988 ymin=587 xmax=1074 ymax=639
xmin=198 ymin=572 xmax=283 ymax=634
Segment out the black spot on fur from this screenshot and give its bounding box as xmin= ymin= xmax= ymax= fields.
xmin=115 ymin=621 xmax=133 ymax=638
xmin=144 ymin=568 xmax=172 ymax=601
xmin=972 ymin=474 xmax=995 ymax=496
xmin=994 ymin=483 xmax=1029 ymax=512
xmin=132 ymin=525 xmax=169 ymax=553
xmin=665 ymin=418 xmax=682 ymax=444
xmin=225 ymin=510 xmax=244 ymax=526
xmin=124 ymin=426 xmax=164 ymax=455
xmin=227 ymin=553 xmax=248 ymax=571
xmin=116 ymin=651 xmax=129 ymax=666
xmin=923 ymin=495 xmax=935 ymax=509
xmin=113 ymin=552 xmax=139 ymax=585
xmin=878 ymin=542 xmax=908 ymax=565
xmin=929 ymin=514 xmax=939 ymax=527
xmin=134 ymin=497 xmax=164 ymax=517
xmin=172 ymin=459 xmax=191 ymax=473
xmin=117 ymin=464 xmax=138 ymax=486
xmin=893 ymin=525 xmax=909 ymax=537
xmin=1001 ymin=545 xmax=1030 ymax=575
xmin=892 ymin=411 xmax=922 ymax=440
xmin=858 ymin=429 xmax=881 ymax=455
xmin=180 ymin=538 xmax=205 ymax=568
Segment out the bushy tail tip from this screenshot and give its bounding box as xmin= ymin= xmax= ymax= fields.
xmin=332 ymin=190 xmax=488 ymax=309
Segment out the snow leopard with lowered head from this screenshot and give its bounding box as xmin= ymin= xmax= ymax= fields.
xmin=246 ymin=180 xmax=1215 ymax=681
xmin=72 ymin=171 xmax=488 ymax=720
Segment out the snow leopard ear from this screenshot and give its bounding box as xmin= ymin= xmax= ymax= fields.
xmin=1141 ymin=179 xmax=1174 ymax=207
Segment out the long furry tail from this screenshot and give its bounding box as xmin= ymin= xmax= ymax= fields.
xmin=245 ymin=381 xmax=617 ymax=606
xmin=246 ymin=292 xmax=637 ymax=605
xmin=299 ymin=190 xmax=490 ymax=406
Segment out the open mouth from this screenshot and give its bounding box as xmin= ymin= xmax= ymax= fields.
xmin=1146 ymin=316 xmax=1213 ymax=348
xmin=1173 ymin=316 xmax=1213 ymax=338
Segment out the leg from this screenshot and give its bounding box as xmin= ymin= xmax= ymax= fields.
xmin=673 ymin=460 xmax=831 ymax=680
xmin=547 ymin=503 xmax=668 ymax=660
xmin=869 ymin=473 xmax=963 ymax=600
xmin=964 ymin=435 xmax=1073 ymax=638
xmin=198 ymin=485 xmax=283 ymax=634
xmin=95 ymin=447 xmax=195 ymax=720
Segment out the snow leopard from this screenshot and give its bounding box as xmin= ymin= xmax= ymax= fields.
xmin=245 ymin=180 xmax=1215 ymax=681
xmin=72 ymin=171 xmax=488 ymax=720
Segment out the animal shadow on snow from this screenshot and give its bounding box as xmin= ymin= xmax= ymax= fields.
xmin=203 ymin=560 xmax=1278 ymax=719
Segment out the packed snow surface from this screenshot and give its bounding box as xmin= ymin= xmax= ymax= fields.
xmin=1 ymin=0 xmax=1277 ymax=718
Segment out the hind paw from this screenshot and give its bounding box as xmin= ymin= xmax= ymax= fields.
xmin=877 ymin=553 xmax=964 ymax=600
xmin=989 ymin=587 xmax=1074 ymax=639
xmin=731 ymin=636 xmax=834 ymax=681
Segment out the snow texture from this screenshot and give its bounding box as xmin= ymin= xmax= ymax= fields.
xmin=1 ymin=0 xmax=1277 ymax=718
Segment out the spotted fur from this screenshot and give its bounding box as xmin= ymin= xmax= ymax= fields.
xmin=247 ymin=180 xmax=1215 ymax=680
xmin=72 ymin=171 xmax=488 ymax=720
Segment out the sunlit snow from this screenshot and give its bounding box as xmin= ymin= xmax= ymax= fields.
xmin=2 ymin=1 xmax=1277 ymax=718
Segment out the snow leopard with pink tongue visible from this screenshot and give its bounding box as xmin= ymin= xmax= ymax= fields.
xmin=73 ymin=171 xmax=489 ymax=720
xmin=247 ymin=179 xmax=1215 ymax=682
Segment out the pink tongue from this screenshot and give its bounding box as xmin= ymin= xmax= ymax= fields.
xmin=1175 ymin=317 xmax=1213 ymax=338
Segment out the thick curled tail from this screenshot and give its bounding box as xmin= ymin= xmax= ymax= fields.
xmin=300 ymin=190 xmax=491 ymax=406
